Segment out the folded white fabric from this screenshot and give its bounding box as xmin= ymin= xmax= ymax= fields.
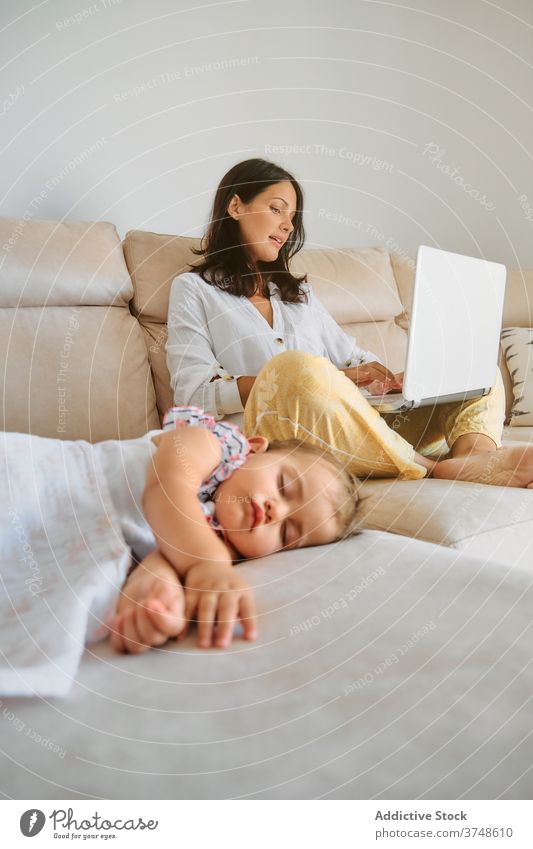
xmin=0 ymin=432 xmax=131 ymax=698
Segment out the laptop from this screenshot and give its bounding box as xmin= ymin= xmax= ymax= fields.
xmin=360 ymin=245 xmax=507 ymax=412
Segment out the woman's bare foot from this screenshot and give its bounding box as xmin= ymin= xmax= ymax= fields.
xmin=431 ymin=445 xmax=533 ymax=489
xmin=109 ymin=550 xmax=186 ymax=654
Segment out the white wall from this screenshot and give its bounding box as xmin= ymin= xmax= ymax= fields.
xmin=1 ymin=0 xmax=532 ymax=266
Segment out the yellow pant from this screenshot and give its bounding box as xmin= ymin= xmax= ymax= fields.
xmin=243 ymin=351 xmax=506 ymax=480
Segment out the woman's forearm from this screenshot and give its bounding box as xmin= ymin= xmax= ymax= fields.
xmin=236 ymin=376 xmax=256 ymax=407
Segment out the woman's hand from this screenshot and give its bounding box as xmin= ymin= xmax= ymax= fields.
xmin=345 ymin=362 xmax=403 ymax=395
xmin=180 ymin=561 xmax=258 ymax=648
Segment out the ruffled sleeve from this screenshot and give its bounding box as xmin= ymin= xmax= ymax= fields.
xmin=161 ymin=406 xmax=250 ymax=539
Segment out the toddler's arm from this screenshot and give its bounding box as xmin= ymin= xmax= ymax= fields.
xmin=143 ymin=427 xmax=232 ymax=579
xmin=142 ymin=427 xmax=257 ymax=646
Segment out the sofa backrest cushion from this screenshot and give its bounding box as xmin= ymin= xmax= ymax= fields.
xmin=122 ymin=230 xmax=202 ymax=418
xmin=123 ymin=232 xmax=409 ymax=415
xmin=1 ymin=217 xmax=133 ymax=307
xmin=289 ymin=246 xmax=404 ymax=324
xmin=0 ymin=218 xmax=159 ymax=440
xmin=342 ymin=320 xmax=408 ymax=374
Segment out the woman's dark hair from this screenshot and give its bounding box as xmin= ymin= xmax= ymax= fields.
xmin=189 ymin=158 xmax=308 ymax=303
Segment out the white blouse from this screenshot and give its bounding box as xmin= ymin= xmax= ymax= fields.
xmin=166 ymin=271 xmax=381 ymax=427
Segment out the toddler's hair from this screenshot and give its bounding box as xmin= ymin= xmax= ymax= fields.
xmin=266 ymin=437 xmax=362 ymax=541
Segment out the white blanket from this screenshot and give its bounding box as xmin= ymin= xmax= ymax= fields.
xmin=0 ymin=432 xmax=131 ymax=698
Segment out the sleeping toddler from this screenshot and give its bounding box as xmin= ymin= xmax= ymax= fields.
xmin=0 ymin=404 xmax=361 ymax=681
xmin=98 ymin=406 xmax=361 ymax=653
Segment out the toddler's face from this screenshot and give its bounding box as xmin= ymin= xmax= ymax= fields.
xmin=214 ymin=441 xmax=344 ymax=559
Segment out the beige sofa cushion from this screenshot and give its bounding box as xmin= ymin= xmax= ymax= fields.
xmin=122 ymin=230 xmax=201 ymax=418
xmin=123 ymin=230 xmax=201 ymax=323
xmin=290 ymin=245 xmax=404 ymax=323
xmin=343 ymin=320 xmax=407 ymax=373
xmin=357 ymin=465 xmax=533 ymax=575
xmin=500 ymin=267 xmax=533 ymax=327
xmin=1 ymin=307 xmax=158 ymax=441
xmin=139 ymin=319 xmax=174 ymax=422
xmin=0 ymin=218 xmax=159 ymax=440
xmin=390 ymin=251 xmax=415 ymax=317
xmin=0 ymin=218 xmax=132 ymax=307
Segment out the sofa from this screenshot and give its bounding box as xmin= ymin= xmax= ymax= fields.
xmin=1 ymin=217 xmax=533 ymax=800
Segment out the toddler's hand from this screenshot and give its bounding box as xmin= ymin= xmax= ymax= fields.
xmin=110 ymin=595 xmax=184 ymax=654
xmin=110 ymin=551 xmax=186 ymax=654
xmin=181 ymin=561 xmax=257 ymax=649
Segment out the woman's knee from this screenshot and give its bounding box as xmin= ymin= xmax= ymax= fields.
xmin=250 ymin=350 xmax=338 ymax=416
xmin=263 ymin=350 xmax=336 ymax=386
xmin=268 ymin=349 xmax=318 ymax=371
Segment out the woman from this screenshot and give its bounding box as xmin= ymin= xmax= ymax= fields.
xmin=166 ymin=158 xmax=533 ymax=490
